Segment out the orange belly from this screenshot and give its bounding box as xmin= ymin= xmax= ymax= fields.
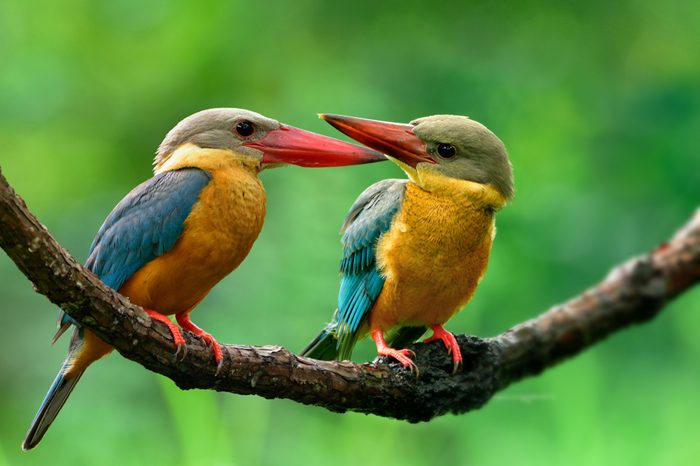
xmin=67 ymin=155 xmax=266 ymax=375
xmin=369 ymin=181 xmax=498 ymax=331
xmin=119 ymin=163 xmax=266 ymax=314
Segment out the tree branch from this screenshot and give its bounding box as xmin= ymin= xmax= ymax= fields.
xmin=1 ymin=168 xmax=699 ymax=422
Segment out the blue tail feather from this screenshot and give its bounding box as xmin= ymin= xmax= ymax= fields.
xmin=300 ymin=327 xmax=340 ymax=361
xmin=22 ymin=363 xmax=84 ymax=450
xmin=23 ymin=331 xmax=85 ymax=451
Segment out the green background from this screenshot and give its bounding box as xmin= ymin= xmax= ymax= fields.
xmin=1 ymin=0 xmax=699 ymax=465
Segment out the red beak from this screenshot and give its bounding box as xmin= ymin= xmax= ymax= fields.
xmin=243 ymin=124 xmax=385 ymax=167
xmin=320 ymin=114 xmax=433 ymax=168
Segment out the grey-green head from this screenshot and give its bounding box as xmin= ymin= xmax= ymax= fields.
xmin=321 ymin=113 xmax=514 ymax=200
xmin=154 ymin=108 xmax=385 ymax=173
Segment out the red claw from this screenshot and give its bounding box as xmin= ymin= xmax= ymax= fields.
xmin=176 ymin=312 xmax=223 ymax=368
xmin=423 ymin=325 xmax=463 ymax=373
xmin=146 ymin=310 xmax=186 ymax=350
xmin=371 ymin=329 xmax=418 ymax=374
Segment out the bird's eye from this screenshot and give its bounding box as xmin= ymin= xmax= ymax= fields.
xmin=235 ymin=120 xmax=255 ymax=137
xmin=437 ymin=143 xmax=457 ymax=158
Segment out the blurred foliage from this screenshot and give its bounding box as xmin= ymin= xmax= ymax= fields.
xmin=1 ymin=0 xmax=699 ymax=465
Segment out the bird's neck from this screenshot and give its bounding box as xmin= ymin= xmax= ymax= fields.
xmin=410 ymin=169 xmax=507 ymax=212
xmin=155 ymin=144 xmax=261 ymax=175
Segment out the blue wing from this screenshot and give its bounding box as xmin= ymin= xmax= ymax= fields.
xmin=85 ymin=167 xmax=211 ymax=288
xmin=58 ymin=167 xmax=211 ymax=330
xmin=334 ymin=179 xmax=406 ymax=358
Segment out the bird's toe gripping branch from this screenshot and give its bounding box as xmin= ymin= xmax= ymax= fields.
xmin=380 ymin=348 xmax=418 ymax=374
xmin=371 ymin=329 xmax=419 ymax=375
xmin=175 ymin=313 xmax=224 ymax=371
xmin=145 ymin=310 xmax=223 ymax=371
xmin=146 ymin=310 xmax=187 ymax=359
xmin=423 ymin=325 xmax=463 ymax=374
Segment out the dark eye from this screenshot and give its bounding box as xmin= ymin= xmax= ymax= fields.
xmin=235 ymin=120 xmax=255 ymax=137
xmin=437 ymin=143 xmax=456 ymax=158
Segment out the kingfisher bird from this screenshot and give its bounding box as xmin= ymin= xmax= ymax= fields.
xmin=23 ymin=108 xmax=384 ymax=450
xmin=301 ymin=114 xmax=513 ymax=373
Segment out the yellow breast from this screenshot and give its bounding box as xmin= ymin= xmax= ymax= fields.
xmin=119 ymin=148 xmax=266 ymax=314
xmin=369 ymin=177 xmax=505 ymax=331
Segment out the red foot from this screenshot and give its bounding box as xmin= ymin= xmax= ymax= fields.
xmin=147 ymin=310 xmax=186 ymax=355
xmin=423 ymin=325 xmax=462 ymax=373
xmin=371 ymin=329 xmax=418 ymax=374
xmin=176 ymin=312 xmax=223 ymax=370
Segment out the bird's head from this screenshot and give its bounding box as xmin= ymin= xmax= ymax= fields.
xmin=321 ymin=114 xmax=514 ymax=200
xmin=154 ymin=108 xmax=385 ymax=173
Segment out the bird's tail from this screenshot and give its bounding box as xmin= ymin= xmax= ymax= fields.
xmin=22 ymin=326 xmax=109 ymax=450
xmin=300 ymin=325 xmax=341 ymax=361
xmin=22 ymin=362 xmax=85 ymax=450
xmin=301 ymin=307 xmax=367 ymax=361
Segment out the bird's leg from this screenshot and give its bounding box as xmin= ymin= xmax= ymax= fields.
xmin=371 ymin=329 xmax=418 ymax=374
xmin=146 ymin=310 xmax=186 ymax=358
xmin=175 ymin=312 xmax=223 ymax=369
xmin=423 ymin=325 xmax=462 ymax=373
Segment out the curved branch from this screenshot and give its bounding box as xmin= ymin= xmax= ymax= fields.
xmin=1 ymin=168 xmax=699 ymax=422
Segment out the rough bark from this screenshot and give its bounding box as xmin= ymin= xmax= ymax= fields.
xmin=1 ymin=168 xmax=699 ymax=422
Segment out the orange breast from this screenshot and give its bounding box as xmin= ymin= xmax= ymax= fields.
xmin=118 ymin=161 xmax=266 ymax=314
xmin=369 ymin=181 xmax=500 ymax=331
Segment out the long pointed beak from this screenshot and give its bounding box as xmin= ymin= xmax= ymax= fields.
xmin=243 ymin=124 xmax=385 ymax=167
xmin=320 ymin=114 xmax=433 ymax=168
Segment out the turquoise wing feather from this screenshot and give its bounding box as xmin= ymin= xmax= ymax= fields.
xmin=301 ymin=179 xmax=407 ymax=360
